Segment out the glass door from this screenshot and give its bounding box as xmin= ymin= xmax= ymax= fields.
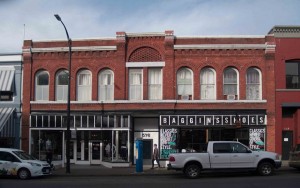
xmin=90 ymin=141 xmax=102 ymax=164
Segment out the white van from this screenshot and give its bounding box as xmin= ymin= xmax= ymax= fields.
xmin=0 ymin=148 xmax=51 ymax=180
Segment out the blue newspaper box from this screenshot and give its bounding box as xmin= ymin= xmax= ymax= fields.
xmin=135 ymin=138 xmax=143 ymax=173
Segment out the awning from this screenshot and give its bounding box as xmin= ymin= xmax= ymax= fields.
xmin=281 ymin=103 xmax=300 ymax=108
xmin=0 ymin=68 xmax=15 ymax=91
xmin=0 ymin=108 xmax=14 ymax=132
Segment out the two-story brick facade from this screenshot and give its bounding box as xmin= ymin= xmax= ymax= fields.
xmin=270 ymin=26 xmax=300 ymax=160
xmin=22 ymin=30 xmax=276 ymax=167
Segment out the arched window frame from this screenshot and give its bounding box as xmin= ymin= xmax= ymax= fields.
xmin=177 ymin=67 xmax=193 ymax=100
xmin=55 ymin=69 xmax=69 ymax=101
xmin=77 ymin=69 xmax=92 ymax=101
xmin=246 ymin=67 xmax=262 ymax=100
xmin=35 ymin=70 xmax=49 ymax=101
xmin=200 ymin=67 xmax=216 ymax=100
xmin=98 ymin=69 xmax=114 ymax=101
xmin=223 ymin=67 xmax=239 ymax=100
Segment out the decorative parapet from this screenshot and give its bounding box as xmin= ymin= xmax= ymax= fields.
xmin=268 ymin=25 xmax=300 ymax=38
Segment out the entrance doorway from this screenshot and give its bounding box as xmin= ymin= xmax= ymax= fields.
xmin=142 ymin=140 xmax=152 ymax=165
xmin=90 ymin=141 xmax=102 ymax=164
xmin=282 ymin=131 xmax=293 ymax=160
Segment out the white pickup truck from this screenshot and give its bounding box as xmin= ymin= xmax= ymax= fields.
xmin=167 ymin=141 xmax=281 ymax=178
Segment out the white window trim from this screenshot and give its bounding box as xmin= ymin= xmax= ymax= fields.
xmin=200 ymin=68 xmax=216 ymax=100
xmin=35 ymin=71 xmax=49 ymax=101
xmin=246 ymin=68 xmax=262 ymax=100
xmin=129 ymin=69 xmax=143 ymax=100
xmin=98 ymin=69 xmax=114 ymax=101
xmin=223 ymin=67 xmax=239 ymax=100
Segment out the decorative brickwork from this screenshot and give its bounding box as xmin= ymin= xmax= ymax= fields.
xmin=128 ymin=47 xmax=162 ymax=62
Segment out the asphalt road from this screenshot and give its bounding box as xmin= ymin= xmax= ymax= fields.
xmin=1 ymin=169 xmax=299 ymax=188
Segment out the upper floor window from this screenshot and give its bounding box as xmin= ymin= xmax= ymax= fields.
xmin=129 ymin=69 xmax=142 ymax=100
xmin=77 ymin=70 xmax=91 ymax=101
xmin=200 ymin=68 xmax=216 ymax=100
xmin=148 ymin=68 xmax=162 ymax=100
xmin=98 ymin=69 xmax=114 ymax=101
xmin=246 ymin=68 xmax=262 ymax=100
xmin=223 ymin=67 xmax=238 ymax=100
xmin=177 ymin=68 xmax=193 ymax=100
xmin=56 ymin=70 xmax=69 ymax=101
xmin=286 ymin=61 xmax=300 ymax=89
xmin=35 ymin=70 xmax=49 ymax=101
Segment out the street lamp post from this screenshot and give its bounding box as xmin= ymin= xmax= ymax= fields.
xmin=54 ymin=14 xmax=72 ymax=174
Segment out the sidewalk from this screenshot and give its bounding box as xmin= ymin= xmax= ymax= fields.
xmin=52 ymin=161 xmax=291 ymax=177
xmin=53 ymin=165 xmax=180 ymax=177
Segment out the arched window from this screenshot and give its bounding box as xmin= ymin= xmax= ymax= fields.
xmin=177 ymin=68 xmax=193 ymax=100
xmin=35 ymin=70 xmax=49 ymax=101
xmin=200 ymin=68 xmax=216 ymax=100
xmin=55 ymin=70 xmax=69 ymax=101
xmin=77 ymin=69 xmax=92 ymax=101
xmin=246 ymin=68 xmax=262 ymax=100
xmin=98 ymin=69 xmax=114 ymax=101
xmin=223 ymin=67 xmax=239 ymax=99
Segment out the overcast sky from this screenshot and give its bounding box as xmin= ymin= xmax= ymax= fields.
xmin=1 ymin=0 xmax=300 ymax=53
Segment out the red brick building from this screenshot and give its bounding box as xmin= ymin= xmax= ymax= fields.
xmin=270 ymin=26 xmax=300 ymax=160
xmin=22 ymin=30 xmax=276 ymax=167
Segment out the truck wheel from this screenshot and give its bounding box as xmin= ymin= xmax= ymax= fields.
xmin=257 ymin=162 xmax=274 ymax=176
xmin=184 ymin=164 xmax=201 ymax=179
xmin=18 ymin=168 xmax=31 ymax=180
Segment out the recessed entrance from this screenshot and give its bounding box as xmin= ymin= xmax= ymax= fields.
xmin=90 ymin=140 xmax=102 ymax=164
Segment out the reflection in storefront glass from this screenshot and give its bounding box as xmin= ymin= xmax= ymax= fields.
xmin=31 ymin=130 xmax=63 ymax=161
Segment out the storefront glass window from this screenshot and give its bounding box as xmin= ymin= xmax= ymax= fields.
xmin=31 ymin=115 xmax=36 ymax=127
xmin=31 ymin=130 xmax=63 ymax=162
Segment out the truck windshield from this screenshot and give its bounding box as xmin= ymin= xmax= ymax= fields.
xmin=13 ymin=151 xmax=37 ymax=160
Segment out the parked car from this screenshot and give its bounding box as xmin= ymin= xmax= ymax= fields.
xmin=168 ymin=141 xmax=282 ymax=178
xmin=289 ymin=144 xmax=300 ymax=170
xmin=0 ymin=148 xmax=52 ymax=179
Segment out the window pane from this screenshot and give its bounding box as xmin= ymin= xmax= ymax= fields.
xmin=177 ymin=68 xmax=193 ymax=97
xmin=149 ymin=68 xmax=162 ymax=100
xmin=129 ymin=69 xmax=142 ymax=100
xmin=200 ymin=68 xmax=215 ymax=99
xmin=57 ymin=71 xmax=69 ymax=85
xmin=224 ymin=68 xmax=237 ymax=84
xmin=36 ymin=71 xmax=49 ymax=101
xmin=99 ymin=70 xmax=114 ymax=101
xmin=286 ymin=62 xmax=300 ymax=89
xmin=246 ymin=68 xmax=261 ymax=100
xmin=37 ymin=72 xmax=49 ymax=85
xmin=223 ymin=68 xmax=237 ymax=95
xmin=77 ymin=70 xmax=92 ymax=101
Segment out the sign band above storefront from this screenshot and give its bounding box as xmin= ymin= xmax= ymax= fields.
xmin=160 ymin=115 xmax=266 ymax=127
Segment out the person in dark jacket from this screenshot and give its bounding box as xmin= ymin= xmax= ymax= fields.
xmin=151 ymin=144 xmax=161 ymax=169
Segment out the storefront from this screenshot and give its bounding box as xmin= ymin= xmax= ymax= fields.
xmin=29 ymin=113 xmax=131 ymax=167
xmin=159 ymin=111 xmax=267 ymax=160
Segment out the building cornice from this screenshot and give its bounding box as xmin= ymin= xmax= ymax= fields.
xmin=30 ymin=100 xmax=267 ymax=105
xmin=23 ymin=46 xmax=117 ymax=53
xmin=174 ymin=44 xmax=268 ymax=50
xmin=268 ymin=25 xmax=300 ymax=38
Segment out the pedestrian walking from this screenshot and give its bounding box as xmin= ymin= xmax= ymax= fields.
xmin=151 ymin=144 xmax=161 ymax=169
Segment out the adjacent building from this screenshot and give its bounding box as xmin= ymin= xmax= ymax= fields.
xmin=22 ymin=30 xmax=276 ymax=167
xmin=0 ymin=53 xmax=22 ymax=148
xmin=270 ymin=26 xmax=300 ymax=160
